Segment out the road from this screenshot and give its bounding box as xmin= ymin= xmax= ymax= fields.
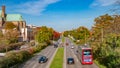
xmin=19 ymin=45 xmax=57 ymax=68
xmin=18 ymin=38 xmax=99 ymax=68
xmin=65 ymin=38 xmax=99 ymax=68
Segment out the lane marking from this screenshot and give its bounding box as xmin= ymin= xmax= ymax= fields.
xmin=45 ymin=47 xmax=58 ymax=68
xmin=29 ymin=46 xmax=52 ymax=68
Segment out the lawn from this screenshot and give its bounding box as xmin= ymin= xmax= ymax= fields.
xmin=50 ymin=47 xmax=64 ymax=68
xmin=62 ymin=37 xmax=65 ymax=43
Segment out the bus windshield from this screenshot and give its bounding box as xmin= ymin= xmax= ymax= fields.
xmin=83 ymin=50 xmax=91 ymax=56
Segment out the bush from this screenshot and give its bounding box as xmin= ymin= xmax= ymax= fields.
xmin=0 ymin=50 xmax=32 ymax=68
xmin=33 ymin=43 xmax=47 ymax=53
xmin=99 ymin=54 xmax=120 ymax=68
xmin=0 ymin=42 xmax=25 ymax=52
xmin=0 ymin=42 xmax=48 ymax=68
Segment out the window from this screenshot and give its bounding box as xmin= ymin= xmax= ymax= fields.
xmin=83 ymin=50 xmax=91 ymax=55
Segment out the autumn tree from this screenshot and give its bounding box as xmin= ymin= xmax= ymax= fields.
xmin=35 ymin=26 xmax=54 ymax=44
xmin=4 ymin=22 xmax=17 ymax=30
xmin=63 ymin=26 xmax=90 ymax=44
xmin=3 ymin=22 xmax=19 ymax=44
xmin=91 ymin=14 xmax=120 ymax=68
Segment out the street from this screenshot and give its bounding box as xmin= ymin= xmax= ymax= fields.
xmin=18 ymin=38 xmax=99 ymax=68
xmin=65 ymin=38 xmax=99 ymax=68
xmin=19 ymin=45 xmax=57 ymax=68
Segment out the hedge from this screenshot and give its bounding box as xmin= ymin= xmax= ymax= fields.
xmin=0 ymin=42 xmax=25 ymax=52
xmin=0 ymin=50 xmax=31 ymax=68
xmin=0 ymin=43 xmax=48 ymax=68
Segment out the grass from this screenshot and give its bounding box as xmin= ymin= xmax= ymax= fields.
xmin=50 ymin=47 xmax=64 ymax=68
xmin=62 ymin=37 xmax=65 ymax=43
xmin=94 ymin=60 xmax=106 ymax=68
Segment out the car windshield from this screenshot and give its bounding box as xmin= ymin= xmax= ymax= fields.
xmin=68 ymin=58 xmax=73 ymax=61
xmin=40 ymin=56 xmax=46 ymax=59
xmin=83 ymin=50 xmax=91 ymax=55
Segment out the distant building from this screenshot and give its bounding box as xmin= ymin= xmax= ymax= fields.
xmin=0 ymin=6 xmax=34 ymax=42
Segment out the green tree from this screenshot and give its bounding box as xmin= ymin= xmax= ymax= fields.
xmin=35 ymin=26 xmax=53 ymax=44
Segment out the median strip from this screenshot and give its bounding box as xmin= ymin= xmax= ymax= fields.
xmin=50 ymin=47 xmax=64 ymax=68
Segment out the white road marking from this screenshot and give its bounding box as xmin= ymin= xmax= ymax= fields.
xmin=45 ymin=47 xmax=58 ymax=68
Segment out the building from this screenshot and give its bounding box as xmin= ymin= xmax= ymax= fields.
xmin=0 ymin=6 xmax=33 ymax=42
xmin=0 ymin=6 xmax=26 ymax=30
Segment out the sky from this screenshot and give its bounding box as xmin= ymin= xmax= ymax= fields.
xmin=0 ymin=0 xmax=118 ymax=32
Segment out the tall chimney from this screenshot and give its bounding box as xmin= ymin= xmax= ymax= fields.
xmin=1 ymin=6 xmax=6 ymax=18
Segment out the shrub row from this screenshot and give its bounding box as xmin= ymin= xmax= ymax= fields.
xmin=0 ymin=43 xmax=48 ymax=68
xmin=99 ymin=54 xmax=120 ymax=68
xmin=0 ymin=50 xmax=31 ymax=68
xmin=0 ymin=42 xmax=25 ymax=52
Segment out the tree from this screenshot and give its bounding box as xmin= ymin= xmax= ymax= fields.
xmin=35 ymin=26 xmax=54 ymax=44
xmin=90 ymin=14 xmax=120 ymax=68
xmin=63 ymin=26 xmax=90 ymax=44
xmin=4 ymin=22 xmax=17 ymax=30
xmin=3 ymin=22 xmax=19 ymax=43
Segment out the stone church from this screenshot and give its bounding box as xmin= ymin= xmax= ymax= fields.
xmin=0 ymin=6 xmax=31 ymax=42
xmin=0 ymin=6 xmax=26 ymax=30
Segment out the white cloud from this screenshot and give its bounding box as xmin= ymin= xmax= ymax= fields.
xmin=15 ymin=0 xmax=60 ymax=15
xmin=91 ymin=0 xmax=118 ymax=7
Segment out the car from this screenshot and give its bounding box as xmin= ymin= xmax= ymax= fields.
xmin=54 ymin=43 xmax=58 ymax=48
xmin=67 ymin=58 xmax=74 ymax=64
xmin=38 ymin=56 xmax=48 ymax=63
xmin=71 ymin=46 xmax=74 ymax=49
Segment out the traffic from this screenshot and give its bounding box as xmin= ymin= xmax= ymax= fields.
xmin=18 ymin=38 xmax=98 ymax=68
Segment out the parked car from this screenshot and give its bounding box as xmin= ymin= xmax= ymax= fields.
xmin=38 ymin=56 xmax=48 ymax=63
xmin=67 ymin=57 xmax=74 ymax=64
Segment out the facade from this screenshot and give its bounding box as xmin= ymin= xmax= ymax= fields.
xmin=0 ymin=6 xmax=33 ymax=42
xmin=20 ymin=27 xmax=33 ymax=42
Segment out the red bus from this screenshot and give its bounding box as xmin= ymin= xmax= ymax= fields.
xmin=77 ymin=44 xmax=93 ymax=64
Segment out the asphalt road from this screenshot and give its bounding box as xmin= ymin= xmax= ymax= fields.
xmin=19 ymin=45 xmax=57 ymax=68
xmin=65 ymin=38 xmax=99 ymax=68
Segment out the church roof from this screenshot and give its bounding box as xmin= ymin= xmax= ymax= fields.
xmin=6 ymin=14 xmax=24 ymax=21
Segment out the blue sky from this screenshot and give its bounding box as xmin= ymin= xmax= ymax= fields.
xmin=0 ymin=0 xmax=118 ymax=32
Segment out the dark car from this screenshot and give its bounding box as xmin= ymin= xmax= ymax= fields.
xmin=38 ymin=56 xmax=48 ymax=63
xmin=54 ymin=43 xmax=58 ymax=48
xmin=67 ymin=58 xmax=74 ymax=64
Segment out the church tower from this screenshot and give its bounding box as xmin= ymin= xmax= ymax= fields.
xmin=0 ymin=6 xmax=6 ymax=27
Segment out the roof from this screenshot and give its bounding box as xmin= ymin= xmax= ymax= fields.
xmin=6 ymin=14 xmax=24 ymax=21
